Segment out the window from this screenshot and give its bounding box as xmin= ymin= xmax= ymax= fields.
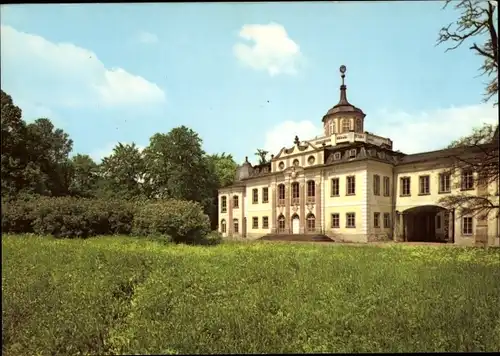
xmin=374 ymin=212 xmax=380 ymax=228
xmin=400 ymin=177 xmax=411 ymax=196
xmin=262 ymin=216 xmax=269 ymax=229
xmin=346 ymin=176 xmax=356 ymax=195
xmin=278 ymin=184 xmax=285 ymax=206
xmin=306 ymin=213 xmax=316 ymax=232
xmin=461 ymin=170 xmax=474 ymax=190
xmin=355 ymin=118 xmax=362 ymax=132
xmin=233 ymin=195 xmax=239 ymax=208
xmin=331 ymin=178 xmax=340 ymax=196
xmin=349 ymin=149 xmax=357 ymax=158
xmin=293 ymin=159 xmax=300 ymax=167
xmin=221 ymin=219 xmax=226 ymax=233
xmin=334 ymin=152 xmax=341 ymax=160
xmin=233 ymin=219 xmax=239 ymax=234
xmin=436 ymin=214 xmax=441 ymax=229
xmin=307 ymin=180 xmax=315 ymax=203
xmin=252 ymin=188 xmax=258 ymax=204
xmin=419 ymin=175 xmax=430 ymax=195
xmin=342 ymin=118 xmax=350 ymax=133
xmin=462 ymin=216 xmax=473 ymax=235
xmin=439 ymin=173 xmax=451 ymax=193
xmin=373 ymin=175 xmax=381 ymax=196
xmin=279 ymin=161 xmax=285 ymax=170
xmin=383 ymin=176 xmax=390 ymax=196
xmin=262 ymin=187 xmax=269 ymax=203
xmin=221 ymin=196 xmax=227 ymax=213
xmin=346 ymin=213 xmax=356 ymax=228
xmin=308 ymin=156 xmax=315 ymax=165
xmin=383 ymin=213 xmax=391 ymax=228
xmin=252 ymin=217 xmax=258 ymax=229
xmin=331 ymin=213 xmax=340 ymax=228
xmin=278 ymin=214 xmax=285 ymax=232
xmin=329 ymin=122 xmax=334 ymax=135
xmin=292 ymin=182 xmax=300 ymax=205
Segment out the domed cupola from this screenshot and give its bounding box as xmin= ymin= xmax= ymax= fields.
xmin=322 ymin=65 xmax=366 ymax=136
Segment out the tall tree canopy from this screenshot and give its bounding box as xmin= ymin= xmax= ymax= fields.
xmin=438 ymin=0 xmax=498 ymax=104
xmin=99 ymin=143 xmax=145 ymax=200
xmin=69 ymin=154 xmax=99 ymax=198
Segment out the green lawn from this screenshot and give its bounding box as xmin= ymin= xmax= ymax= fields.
xmin=2 ymin=235 xmax=500 ymax=354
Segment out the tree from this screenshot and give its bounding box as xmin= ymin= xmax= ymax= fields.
xmin=25 ymin=118 xmax=73 ymax=196
xmin=143 ymin=126 xmax=214 ymax=202
xmin=1 ymin=90 xmax=29 ymax=198
xmin=207 ymin=153 xmax=238 ymax=188
xmin=68 ymin=154 xmax=99 ymax=197
xmin=255 ymin=148 xmax=269 ymax=165
xmin=98 ymin=143 xmax=145 ymax=200
xmin=438 ymin=123 xmax=499 ymax=218
xmin=437 ymin=0 xmax=498 ymax=104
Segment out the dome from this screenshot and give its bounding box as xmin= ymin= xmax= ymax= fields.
xmin=322 ymin=65 xmax=365 ymax=122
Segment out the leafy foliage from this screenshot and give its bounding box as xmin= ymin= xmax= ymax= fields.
xmin=132 ymin=199 xmax=211 ymax=244
xmin=255 ymin=148 xmax=269 ymax=164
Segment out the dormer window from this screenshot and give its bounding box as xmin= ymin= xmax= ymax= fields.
xmin=349 ymin=149 xmax=357 ymax=158
xmin=334 ymin=152 xmax=341 ymax=160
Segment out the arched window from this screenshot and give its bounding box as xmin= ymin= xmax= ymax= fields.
xmin=278 ymin=184 xmax=286 ymax=205
xmin=329 ymin=122 xmax=334 ymax=135
xmin=342 ymin=118 xmax=350 ymax=133
xmin=221 ymin=196 xmax=227 ymax=213
xmin=233 ymin=219 xmax=239 ymax=234
xmin=293 ymin=159 xmax=300 ymax=167
xmin=307 ymin=213 xmax=316 ymax=232
xmin=221 ymin=219 xmax=226 ymax=233
xmin=307 ymin=180 xmax=315 ymax=203
xmin=355 ymin=118 xmax=362 ymax=132
xmin=278 ymin=214 xmax=286 ymax=233
xmin=291 ymin=182 xmax=300 ymax=205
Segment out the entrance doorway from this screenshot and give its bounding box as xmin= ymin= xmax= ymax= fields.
xmin=402 ymin=205 xmax=451 ymax=243
xmin=292 ymin=215 xmax=300 ymax=234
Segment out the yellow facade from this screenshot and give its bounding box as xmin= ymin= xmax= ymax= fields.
xmin=218 ymin=66 xmax=499 ymax=246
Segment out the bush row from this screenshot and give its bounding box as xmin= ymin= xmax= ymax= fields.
xmin=1 ymin=196 xmax=211 ymax=243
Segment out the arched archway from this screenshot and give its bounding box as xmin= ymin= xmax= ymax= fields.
xmin=400 ymin=205 xmax=451 ymax=243
xmin=306 ymin=213 xmax=316 ymax=233
xmin=277 ymin=214 xmax=286 ymax=233
xmin=291 ymin=213 xmax=300 ymax=234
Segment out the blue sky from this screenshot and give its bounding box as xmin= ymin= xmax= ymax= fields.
xmin=1 ymin=2 xmax=498 ymax=164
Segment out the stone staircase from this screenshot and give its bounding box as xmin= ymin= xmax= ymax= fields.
xmin=259 ymin=233 xmax=335 ymax=242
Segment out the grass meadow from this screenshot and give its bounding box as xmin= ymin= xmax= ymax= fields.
xmin=2 ymin=235 xmax=500 ymax=354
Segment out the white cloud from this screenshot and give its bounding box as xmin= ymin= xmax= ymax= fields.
xmin=136 ymin=31 xmax=159 ymax=44
xmin=89 ymin=142 xmax=145 ymax=163
xmin=263 ymin=103 xmax=499 ymax=155
xmin=0 ymin=25 xmax=166 ymax=110
xmin=233 ymin=22 xmax=302 ymax=76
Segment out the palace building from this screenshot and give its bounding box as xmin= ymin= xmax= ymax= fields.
xmin=218 ymin=66 xmax=499 ymax=246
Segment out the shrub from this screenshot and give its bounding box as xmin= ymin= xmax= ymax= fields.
xmin=1 ymin=197 xmax=37 ymax=234
xmin=132 ymin=199 xmax=210 ymax=244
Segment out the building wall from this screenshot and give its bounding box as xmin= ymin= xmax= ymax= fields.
xmin=245 ymin=180 xmax=273 ymax=239
xmin=366 ymin=161 xmax=394 ymax=241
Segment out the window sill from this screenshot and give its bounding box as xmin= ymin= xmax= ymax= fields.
xmin=383 ymin=194 xmax=390 ymax=197
xmin=330 ymin=194 xmax=340 ymax=198
xmin=252 ymin=202 xmax=258 ymax=204
xmin=374 ymin=193 xmax=380 ymax=196
xmin=263 ymin=201 xmax=269 ymax=204
xmin=399 ymin=194 xmax=411 ymax=197
xmin=462 ymin=233 xmax=473 ymax=237
xmin=438 ymin=191 xmax=451 ymax=195
xmin=331 ymin=226 xmax=340 ymax=229
xmin=346 ymin=193 xmax=356 ymax=196
xmin=346 ymin=226 xmax=356 ymax=229
xmin=221 ymin=211 xmax=227 ymax=213
xmin=460 ymin=188 xmax=475 ymax=192
xmin=418 ymin=193 xmax=430 ymax=196
xmin=233 ymin=207 xmax=239 ymax=209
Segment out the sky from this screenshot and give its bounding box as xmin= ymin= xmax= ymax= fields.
xmin=1 ymin=2 xmax=498 ymax=165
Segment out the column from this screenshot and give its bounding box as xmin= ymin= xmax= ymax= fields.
xmin=228 ymin=192 xmax=233 ymax=236
xmin=315 ymin=182 xmax=322 ymax=233
xmin=299 ymin=182 xmax=305 ymax=234
xmin=271 ymin=185 xmax=277 ymax=234
xmin=285 ymin=183 xmax=291 ymax=234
